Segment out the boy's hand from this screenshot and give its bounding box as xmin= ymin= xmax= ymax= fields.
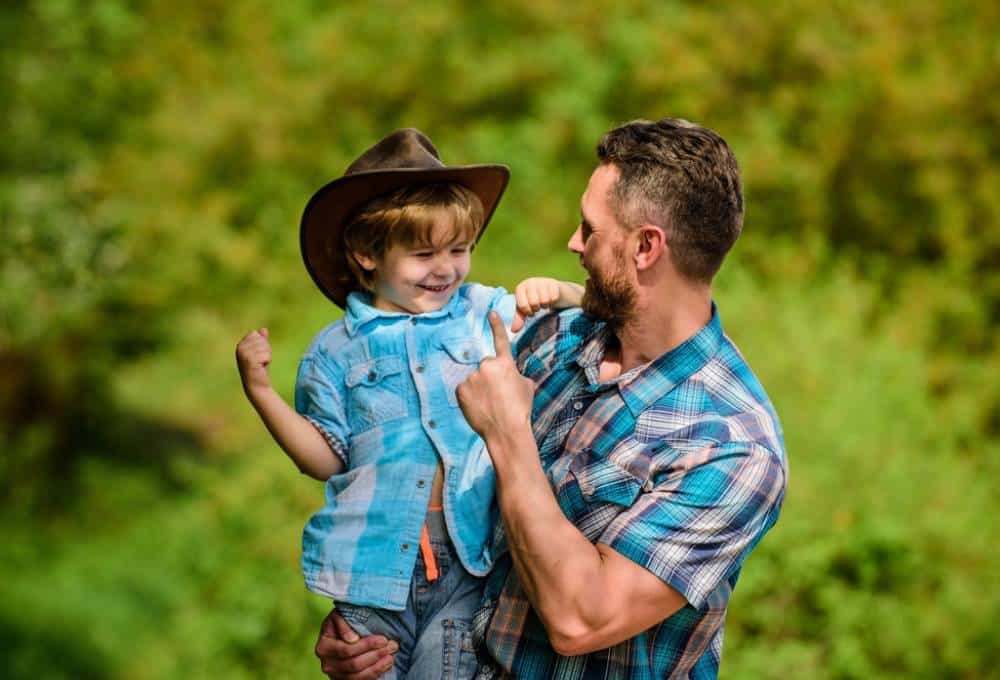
xmin=236 ymin=328 xmax=273 ymax=398
xmin=512 ymin=277 xmax=563 ymax=332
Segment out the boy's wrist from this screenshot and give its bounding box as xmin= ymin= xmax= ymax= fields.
xmin=556 ymin=280 xmax=584 ymax=308
xmin=243 ymin=380 xmax=275 ymax=405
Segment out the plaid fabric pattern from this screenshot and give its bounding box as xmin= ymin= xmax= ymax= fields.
xmin=295 ymin=283 xmax=526 ymax=610
xmin=474 ymin=305 xmax=787 ymax=679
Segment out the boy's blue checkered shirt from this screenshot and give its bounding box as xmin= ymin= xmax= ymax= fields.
xmin=294 ymin=283 xmax=524 ymax=610
xmin=473 ymin=305 xmax=787 ymax=679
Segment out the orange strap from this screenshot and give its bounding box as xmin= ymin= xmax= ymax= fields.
xmin=419 ymin=524 xmax=439 ymax=581
xmin=420 ymin=506 xmax=444 ymax=582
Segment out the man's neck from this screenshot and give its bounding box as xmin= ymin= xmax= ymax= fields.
xmin=612 ymin=283 xmax=713 ymax=374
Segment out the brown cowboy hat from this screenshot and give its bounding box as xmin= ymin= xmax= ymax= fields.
xmin=300 ymin=128 xmax=510 ymax=308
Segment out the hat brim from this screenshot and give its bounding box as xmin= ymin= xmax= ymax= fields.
xmin=300 ymin=164 xmax=510 ymax=308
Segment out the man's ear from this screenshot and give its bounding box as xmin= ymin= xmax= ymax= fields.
xmin=353 ymin=251 xmax=377 ymax=272
xmin=633 ymin=225 xmax=667 ymax=271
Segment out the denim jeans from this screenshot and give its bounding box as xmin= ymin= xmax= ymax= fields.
xmin=334 ymin=511 xmax=484 ymax=679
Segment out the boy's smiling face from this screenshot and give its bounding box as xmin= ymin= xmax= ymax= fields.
xmin=355 ymin=220 xmax=473 ymax=315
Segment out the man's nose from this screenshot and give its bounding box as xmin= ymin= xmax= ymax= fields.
xmin=567 ymin=226 xmax=584 ymax=253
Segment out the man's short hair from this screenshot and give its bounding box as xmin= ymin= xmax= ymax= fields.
xmin=343 ymin=183 xmax=484 ymax=290
xmin=597 ymin=118 xmax=744 ymax=282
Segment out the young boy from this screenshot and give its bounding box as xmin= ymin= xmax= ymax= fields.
xmin=236 ymin=129 xmax=581 ymax=679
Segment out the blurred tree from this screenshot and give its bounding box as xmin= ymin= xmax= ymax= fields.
xmin=0 ymin=0 xmax=997 ymax=677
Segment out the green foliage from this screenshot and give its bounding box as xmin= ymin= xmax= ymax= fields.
xmin=1 ymin=1 xmax=997 ymax=678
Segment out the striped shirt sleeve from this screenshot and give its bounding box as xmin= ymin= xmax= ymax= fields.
xmin=294 ymin=351 xmax=351 ymax=467
xmin=598 ymin=442 xmax=786 ymax=610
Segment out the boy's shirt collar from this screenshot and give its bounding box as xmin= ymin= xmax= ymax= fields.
xmin=343 ymin=288 xmax=471 ymax=337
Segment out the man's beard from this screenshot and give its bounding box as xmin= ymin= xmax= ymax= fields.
xmin=580 ymin=246 xmax=636 ymax=331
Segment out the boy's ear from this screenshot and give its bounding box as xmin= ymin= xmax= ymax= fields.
xmin=353 ymin=251 xmax=377 ymax=272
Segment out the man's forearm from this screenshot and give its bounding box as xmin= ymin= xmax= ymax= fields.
xmin=485 ymin=422 xmax=688 ymax=656
xmin=485 ymin=426 xmax=615 ymax=654
xmin=247 ymin=386 xmax=344 ymax=480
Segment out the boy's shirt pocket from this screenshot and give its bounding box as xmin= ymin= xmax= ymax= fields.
xmin=344 ymin=355 xmax=409 ymax=432
xmin=437 ymin=335 xmax=486 ymax=407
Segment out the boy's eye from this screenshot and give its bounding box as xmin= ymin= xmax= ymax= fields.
xmin=413 ymin=251 xmax=434 ymax=259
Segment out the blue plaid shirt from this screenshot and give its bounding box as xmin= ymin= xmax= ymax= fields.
xmin=474 ymin=305 xmax=787 ymax=679
xmin=295 ymin=283 xmax=523 ymax=610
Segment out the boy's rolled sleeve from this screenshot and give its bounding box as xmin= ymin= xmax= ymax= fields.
xmin=294 ymin=353 xmax=351 ymax=467
xmin=598 ymin=442 xmax=786 ymax=611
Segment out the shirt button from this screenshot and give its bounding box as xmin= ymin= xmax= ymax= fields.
xmin=428 ymin=420 xmax=437 ymax=429
xmin=573 ymin=401 xmax=584 ymax=411
xmin=410 ymin=318 xmax=418 ymax=325
xmin=367 ymin=371 xmax=377 ymax=382
xmin=417 ymin=479 xmax=426 ymax=488
xmin=401 ymin=543 xmax=410 ymax=551
xmin=415 ymin=365 xmax=425 ymax=373
xmin=462 ymin=350 xmax=471 ymax=360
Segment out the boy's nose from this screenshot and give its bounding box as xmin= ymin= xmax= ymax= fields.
xmin=431 ymin=257 xmax=452 ymax=276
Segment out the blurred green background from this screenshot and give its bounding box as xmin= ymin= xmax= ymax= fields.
xmin=2 ymin=1 xmax=998 ymax=678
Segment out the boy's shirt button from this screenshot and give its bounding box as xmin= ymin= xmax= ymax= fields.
xmin=415 ymin=365 xmax=425 ymax=373
xmin=428 ymin=420 xmax=437 ymax=429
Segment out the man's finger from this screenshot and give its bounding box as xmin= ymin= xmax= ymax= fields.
xmin=488 ymin=311 xmax=512 ymax=357
xmin=315 ymin=633 xmax=393 ymax=660
xmin=331 ymin=610 xmax=361 ymax=643
xmin=320 ymin=652 xmax=394 ymax=680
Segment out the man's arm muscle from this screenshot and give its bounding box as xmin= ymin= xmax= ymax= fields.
xmin=487 ymin=425 xmax=687 ymax=656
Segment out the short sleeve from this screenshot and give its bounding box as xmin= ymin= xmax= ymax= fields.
xmin=598 ymin=443 xmax=786 ymax=610
xmin=294 ymin=353 xmax=351 ymax=467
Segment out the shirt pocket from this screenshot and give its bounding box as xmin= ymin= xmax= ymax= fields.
xmin=569 ymin=451 xmax=644 ymax=509
xmin=438 ymin=336 xmax=485 ymax=407
xmin=344 ymin=355 xmax=408 ymax=433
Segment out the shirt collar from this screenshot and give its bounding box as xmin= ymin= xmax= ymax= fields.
xmin=575 ymin=303 xmax=725 ymax=416
xmin=342 ymin=290 xmax=470 ymax=336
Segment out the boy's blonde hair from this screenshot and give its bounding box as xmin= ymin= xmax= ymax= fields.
xmin=343 ymin=183 xmax=484 ymax=291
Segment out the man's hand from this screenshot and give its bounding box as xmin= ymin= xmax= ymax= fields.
xmin=236 ymin=327 xmax=272 ymax=398
xmin=457 ymin=312 xmax=535 ymax=442
xmin=315 ymin=608 xmax=398 ymax=679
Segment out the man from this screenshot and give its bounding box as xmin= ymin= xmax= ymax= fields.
xmin=316 ymin=118 xmax=787 ymax=679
